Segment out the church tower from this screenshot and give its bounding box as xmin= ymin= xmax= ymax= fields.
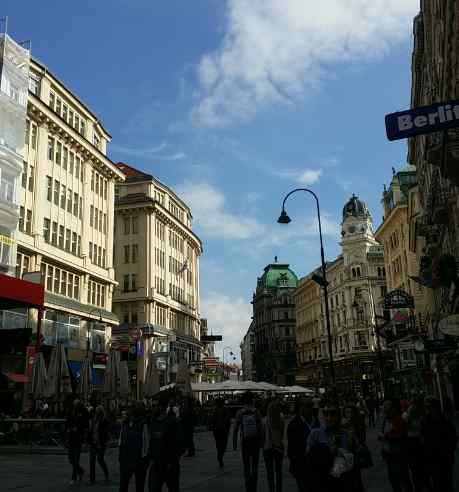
xmin=341 ymin=195 xmax=378 ymax=268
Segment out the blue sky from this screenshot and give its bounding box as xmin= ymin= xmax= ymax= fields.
xmin=4 ymin=0 xmax=420 ymax=359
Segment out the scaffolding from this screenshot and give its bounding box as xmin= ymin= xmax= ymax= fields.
xmin=0 ymin=27 xmax=30 ymax=274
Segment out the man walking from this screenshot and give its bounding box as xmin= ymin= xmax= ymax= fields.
xmin=88 ymin=405 xmax=110 ymax=486
xmin=233 ymin=392 xmax=263 ymax=492
xmin=148 ymin=395 xmax=183 ymax=492
xmin=211 ymin=398 xmax=231 ymax=467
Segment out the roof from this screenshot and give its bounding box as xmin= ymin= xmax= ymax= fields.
xmin=116 ymin=162 xmax=153 ymax=181
xmin=31 ymin=57 xmax=112 ymax=139
xmin=343 ymin=194 xmax=371 ymax=221
xmin=258 ymin=263 xmax=298 ymax=290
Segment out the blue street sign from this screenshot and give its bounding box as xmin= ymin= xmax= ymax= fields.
xmin=385 ymin=100 xmax=459 ymax=141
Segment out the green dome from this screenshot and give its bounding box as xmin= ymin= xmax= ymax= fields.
xmin=260 ymin=263 xmax=298 ymax=289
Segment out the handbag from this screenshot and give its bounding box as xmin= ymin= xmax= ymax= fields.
xmin=330 ymin=448 xmax=354 ymax=478
xmin=355 ymin=443 xmax=373 ymax=469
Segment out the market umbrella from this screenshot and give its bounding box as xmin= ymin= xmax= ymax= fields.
xmin=144 ymin=353 xmax=160 ymax=398
xmin=103 ymin=350 xmax=120 ymax=398
xmin=176 ymin=359 xmax=192 ymax=396
xmin=77 ymin=358 xmax=92 ymax=401
xmin=119 ymin=360 xmax=130 ymax=398
xmin=44 ymin=343 xmax=71 ymax=399
xmin=28 ymin=352 xmax=47 ymax=399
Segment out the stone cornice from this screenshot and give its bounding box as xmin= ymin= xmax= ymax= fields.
xmin=27 ymin=95 xmax=125 ymax=182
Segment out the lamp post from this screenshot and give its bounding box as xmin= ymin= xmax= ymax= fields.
xmin=222 ymin=346 xmax=233 ymax=381
xmin=87 ymin=308 xmax=103 ymax=358
xmin=277 ymin=188 xmax=336 ymax=396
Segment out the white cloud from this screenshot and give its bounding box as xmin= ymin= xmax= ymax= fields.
xmin=110 ymin=142 xmax=166 ymax=158
xmin=192 ymin=0 xmax=418 ymax=127
xmin=176 ymin=182 xmax=264 ymax=239
xmin=274 ymin=168 xmax=322 ymax=185
xmin=201 ymin=293 xmax=252 ymax=360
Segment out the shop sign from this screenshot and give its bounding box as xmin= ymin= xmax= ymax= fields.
xmin=385 ymin=100 xmax=459 ymax=141
xmin=383 ymin=289 xmax=414 ymax=309
xmin=92 ymin=352 xmax=107 ymax=366
xmin=438 ymin=314 xmax=459 ymax=337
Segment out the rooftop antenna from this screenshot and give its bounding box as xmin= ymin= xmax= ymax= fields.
xmin=0 ymin=16 xmax=8 ymax=34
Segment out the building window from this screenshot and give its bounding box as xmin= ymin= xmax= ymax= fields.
xmin=54 ymin=180 xmax=59 ymax=206
xmin=46 ymin=176 xmax=52 ymax=201
xmin=71 ymin=232 xmax=77 ymax=255
xmin=124 ymin=245 xmax=130 ymax=263
xmin=18 ymin=206 xmax=24 ymax=232
xmin=132 ymin=244 xmax=138 ymax=263
xmin=91 ymin=171 xmax=95 ymax=191
xmin=65 ymin=229 xmax=71 ymax=251
xmin=132 ymin=216 xmax=138 ymax=234
xmin=25 ymin=209 xmax=32 ymax=235
xmin=22 ymin=162 xmax=28 ymax=188
xmin=90 ymin=205 xmax=94 ymax=226
xmin=56 ymin=141 xmax=62 ymax=165
xmin=43 ymin=218 xmax=50 ymax=242
xmin=131 ymin=274 xmax=137 ymax=291
xmin=58 ymin=225 xmax=65 ymax=248
xmin=60 ymin=184 xmax=66 ymax=209
xmin=123 ymin=275 xmax=129 ymax=292
xmin=67 ymin=189 xmax=72 ymax=213
xmin=27 ymin=166 xmax=34 ymax=192
xmin=73 ymin=192 xmax=78 ymax=216
xmin=123 ymin=217 xmax=130 ymax=235
xmin=47 ymin=137 xmax=54 ymax=161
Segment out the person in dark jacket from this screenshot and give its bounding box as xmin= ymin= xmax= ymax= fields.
xmin=181 ymin=396 xmax=196 ymax=457
xmin=211 ymin=398 xmax=231 ymax=467
xmin=148 ymin=395 xmax=183 ymax=492
xmin=421 ymin=397 xmax=458 ymax=492
xmin=287 ymin=398 xmax=319 ymax=492
xmin=119 ymin=402 xmax=150 ymax=492
xmin=88 ymin=405 xmax=110 ymax=485
xmin=66 ymin=398 xmax=89 ymax=486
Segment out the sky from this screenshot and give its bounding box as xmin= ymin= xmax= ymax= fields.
xmin=3 ymin=0 xmax=420 ymax=361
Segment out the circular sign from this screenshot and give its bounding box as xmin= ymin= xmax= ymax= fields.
xmin=438 ymin=314 xmax=459 ymax=337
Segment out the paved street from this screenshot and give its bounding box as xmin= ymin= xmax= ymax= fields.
xmin=1 ymin=422 xmax=458 ymax=492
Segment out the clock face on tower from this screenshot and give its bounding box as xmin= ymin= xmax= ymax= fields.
xmin=348 ymin=225 xmax=356 ymax=233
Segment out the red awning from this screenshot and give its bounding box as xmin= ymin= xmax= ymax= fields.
xmin=0 ymin=273 xmax=44 ymax=310
xmin=3 ymin=372 xmax=28 ymax=383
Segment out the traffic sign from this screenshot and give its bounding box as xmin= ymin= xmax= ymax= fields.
xmin=385 ymin=100 xmax=459 ymax=141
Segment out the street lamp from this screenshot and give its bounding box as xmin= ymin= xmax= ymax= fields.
xmin=223 ymin=346 xmax=233 ymax=381
xmin=87 ymin=308 xmax=103 ymax=358
xmin=277 ymin=188 xmax=336 ymax=396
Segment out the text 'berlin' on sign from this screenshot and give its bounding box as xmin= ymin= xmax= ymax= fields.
xmin=385 ymin=100 xmax=459 ymax=141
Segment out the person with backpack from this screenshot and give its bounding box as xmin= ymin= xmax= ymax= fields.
xmin=211 ymin=398 xmax=231 ymax=467
xmin=233 ymin=392 xmax=263 ymax=492
xmin=118 ymin=402 xmax=150 ymax=492
xmin=262 ymin=400 xmax=285 ymax=492
xmin=87 ymin=405 xmax=110 ymax=486
xmin=148 ymin=395 xmax=183 ymax=492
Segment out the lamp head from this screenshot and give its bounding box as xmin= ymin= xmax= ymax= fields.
xmin=277 ymin=210 xmax=291 ymax=224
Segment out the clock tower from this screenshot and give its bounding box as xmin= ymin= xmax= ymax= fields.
xmin=341 ymin=195 xmax=378 ymax=268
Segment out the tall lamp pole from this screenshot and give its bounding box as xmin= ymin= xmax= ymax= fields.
xmin=277 ymin=188 xmax=336 ymax=396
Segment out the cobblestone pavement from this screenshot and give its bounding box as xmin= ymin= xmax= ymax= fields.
xmin=1 ymin=421 xmax=458 ymax=491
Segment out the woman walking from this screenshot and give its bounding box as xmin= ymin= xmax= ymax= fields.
xmin=211 ymin=398 xmax=231 ymax=467
xmin=66 ymin=399 xmax=89 ymax=486
xmin=262 ymin=400 xmax=285 ymax=492
xmin=88 ymin=405 xmax=110 ymax=485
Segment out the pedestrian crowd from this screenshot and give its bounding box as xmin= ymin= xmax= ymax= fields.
xmin=57 ymin=390 xmax=458 ymax=491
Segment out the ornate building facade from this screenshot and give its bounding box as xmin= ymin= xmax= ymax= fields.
xmin=240 ymin=321 xmax=256 ymax=381
xmin=252 ymin=261 xmax=298 ymax=385
xmin=406 ymin=1 xmax=459 ymax=406
xmin=295 ymin=196 xmax=387 ymax=395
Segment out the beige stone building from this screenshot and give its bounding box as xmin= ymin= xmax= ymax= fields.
xmin=406 ymin=1 xmax=459 ymax=407
xmin=375 ymin=166 xmax=430 ymax=394
xmin=113 ymin=163 xmax=203 ymax=392
xmin=7 ymin=55 xmax=124 ymax=376
xmin=295 ymin=196 xmax=387 ymax=395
